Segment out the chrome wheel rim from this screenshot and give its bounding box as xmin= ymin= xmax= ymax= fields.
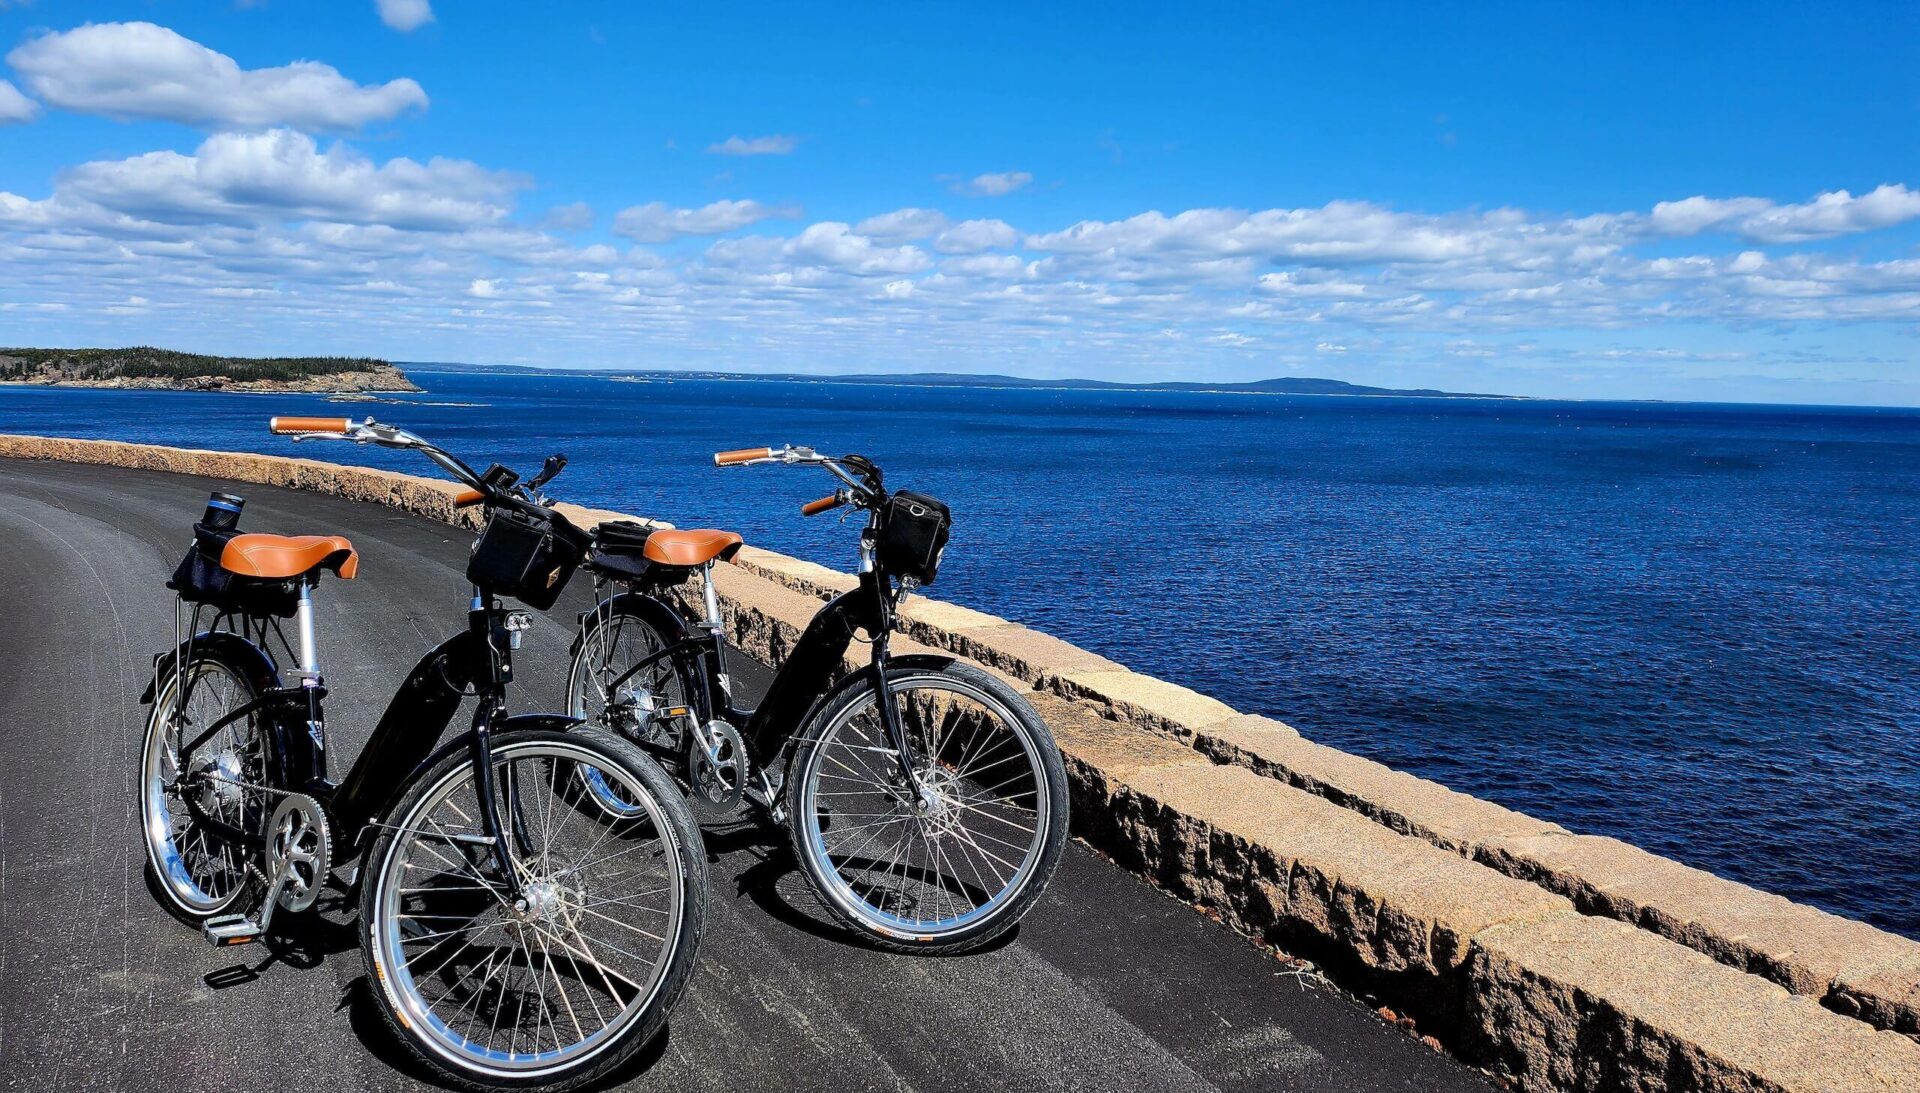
xmin=796 ymin=674 xmax=1051 ymax=940
xmin=140 ymin=661 xmax=261 ymax=915
xmin=369 ymin=739 xmax=685 ymax=1079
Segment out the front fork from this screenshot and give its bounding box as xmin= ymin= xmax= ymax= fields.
xmin=468 ymin=593 xmax=534 ymax=900
xmin=469 ymin=695 xmax=530 ymax=900
xmin=864 ymin=585 xmax=924 ymax=792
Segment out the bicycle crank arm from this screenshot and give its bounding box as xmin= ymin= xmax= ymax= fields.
xmin=200 ymin=862 xmax=294 ymax=948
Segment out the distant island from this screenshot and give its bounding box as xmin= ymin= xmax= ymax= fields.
xmin=773 ymin=371 xmax=1516 ymax=398
xmin=405 ymin=361 xmax=1515 ymax=399
xmin=0 ymin=347 xmax=421 ymax=394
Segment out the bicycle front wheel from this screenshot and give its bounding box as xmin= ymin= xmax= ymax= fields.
xmin=788 ymin=658 xmax=1069 ymax=954
xmin=359 ymin=728 xmax=705 ymax=1092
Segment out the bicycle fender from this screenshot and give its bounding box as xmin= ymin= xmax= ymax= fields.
xmin=140 ymin=631 xmax=281 ymax=704
xmin=571 ymin=591 xmax=691 ymax=660
xmin=497 ymin=712 xmax=587 ymax=734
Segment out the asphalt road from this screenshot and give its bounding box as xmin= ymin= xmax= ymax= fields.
xmin=0 ymin=458 xmax=1489 ymax=1093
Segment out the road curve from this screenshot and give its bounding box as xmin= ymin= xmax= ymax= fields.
xmin=0 ymin=458 xmax=1489 ymax=1093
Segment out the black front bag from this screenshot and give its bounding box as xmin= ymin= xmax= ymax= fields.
xmin=466 ymin=503 xmax=590 ymax=609
xmin=876 ymin=489 xmax=952 ymax=584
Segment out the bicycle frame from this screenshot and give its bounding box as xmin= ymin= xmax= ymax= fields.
xmin=147 ymin=585 xmax=564 ymax=902
xmin=584 ymin=560 xmax=920 ymax=788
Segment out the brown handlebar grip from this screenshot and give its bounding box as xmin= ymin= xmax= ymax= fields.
xmin=269 ymin=416 xmax=352 ymax=435
xmin=801 ymin=493 xmax=844 ymax=516
xmin=452 ymin=488 xmax=486 ymax=508
xmin=714 ymin=447 xmax=773 ymax=466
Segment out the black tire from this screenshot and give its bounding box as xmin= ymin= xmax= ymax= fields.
xmin=786 ymin=657 xmax=1069 ymax=954
xmin=358 ymin=728 xmax=706 ymax=1093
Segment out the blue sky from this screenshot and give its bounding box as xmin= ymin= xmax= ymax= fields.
xmin=1 ymin=2 xmax=1916 ymax=403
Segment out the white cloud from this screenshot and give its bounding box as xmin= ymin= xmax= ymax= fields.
xmin=853 ymin=207 xmax=948 ymax=244
xmin=942 ymin=253 xmax=1029 ymax=279
xmin=934 ymin=218 xmax=1019 ymax=254
xmin=6 ymin=22 xmax=427 ymax=130
xmin=539 ymin=201 xmax=594 ymax=231
xmin=375 ymin=0 xmax=435 ymax=32
xmin=705 ymin=222 xmax=929 ymax=277
xmin=1254 ymin=271 xmax=1369 ymax=297
xmin=707 ymin=134 xmax=799 ymax=156
xmin=785 ymin=223 xmax=928 ymax=275
xmin=1 ymin=131 xmax=1917 ymax=398
xmin=1729 ymin=184 xmax=1920 ymax=243
xmin=6 ymin=129 xmax=523 ymax=233
xmin=953 ymin=171 xmax=1033 ymax=197
xmin=1646 ymin=195 xmax=1773 ymax=237
xmin=1025 ymin=203 xmax=1619 ymax=266
xmin=0 ymin=79 xmax=38 ymax=124
xmin=612 ymin=199 xmax=798 ymax=243
xmin=1649 ymin=185 xmax=1920 ymax=243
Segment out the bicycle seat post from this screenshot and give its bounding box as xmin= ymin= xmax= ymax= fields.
xmin=698 ymin=563 xmax=724 ymax=634
xmin=293 ymin=578 xmax=322 ymax=683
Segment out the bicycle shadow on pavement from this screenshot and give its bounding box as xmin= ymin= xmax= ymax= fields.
xmin=712 ymin=825 xmax=1021 ymax=958
xmin=333 ymin=974 xmax=677 ymax=1092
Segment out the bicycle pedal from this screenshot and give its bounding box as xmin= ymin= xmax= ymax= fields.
xmin=202 ymin=913 xmax=263 ymax=948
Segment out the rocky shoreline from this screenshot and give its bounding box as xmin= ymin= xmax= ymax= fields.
xmin=0 ymin=365 xmax=420 ymax=395
xmin=0 ymin=348 xmax=423 ymax=394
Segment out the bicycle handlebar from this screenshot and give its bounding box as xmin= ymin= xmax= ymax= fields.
xmin=269 ymin=416 xmax=353 ymax=435
xmin=265 ymin=415 xmax=527 ymax=508
xmin=801 ymin=492 xmax=846 ymax=516
xmin=715 ymin=444 xmax=886 ymax=519
xmin=713 ymin=447 xmax=774 ymax=466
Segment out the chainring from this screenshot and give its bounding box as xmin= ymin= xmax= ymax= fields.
xmin=266 ymin=792 xmax=331 ymax=912
xmin=685 ymin=719 xmax=749 ymax=823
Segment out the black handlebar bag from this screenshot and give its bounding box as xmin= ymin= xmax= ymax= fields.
xmin=467 ymin=504 xmax=589 ymax=610
xmin=876 ymin=490 xmax=951 ymax=584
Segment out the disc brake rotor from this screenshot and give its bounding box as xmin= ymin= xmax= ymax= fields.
xmin=685 ymin=719 xmax=748 ymax=822
xmin=266 ymin=793 xmax=331 ymax=912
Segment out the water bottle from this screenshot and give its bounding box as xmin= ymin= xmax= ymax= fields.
xmin=201 ymin=492 xmax=245 ymax=530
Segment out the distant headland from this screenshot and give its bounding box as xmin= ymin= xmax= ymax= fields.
xmin=406 ymin=361 xmax=1517 ymax=400
xmin=0 ymin=347 xmax=1511 ymax=400
xmin=0 ymin=347 xmax=421 ymax=394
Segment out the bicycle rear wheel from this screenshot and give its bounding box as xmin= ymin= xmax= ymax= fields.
xmin=565 ymin=601 xmax=694 ymax=820
xmin=139 ymin=651 xmax=269 ymax=919
xmin=787 ymin=657 xmax=1069 ymax=954
xmin=359 ymin=728 xmax=705 ymax=1092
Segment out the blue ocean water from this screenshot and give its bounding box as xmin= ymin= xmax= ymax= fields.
xmin=5 ymin=371 xmax=1918 ymax=937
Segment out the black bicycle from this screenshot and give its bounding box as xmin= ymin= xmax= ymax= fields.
xmin=563 ymin=444 xmax=1068 ymax=954
xmin=137 ymin=416 xmax=705 ymax=1092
